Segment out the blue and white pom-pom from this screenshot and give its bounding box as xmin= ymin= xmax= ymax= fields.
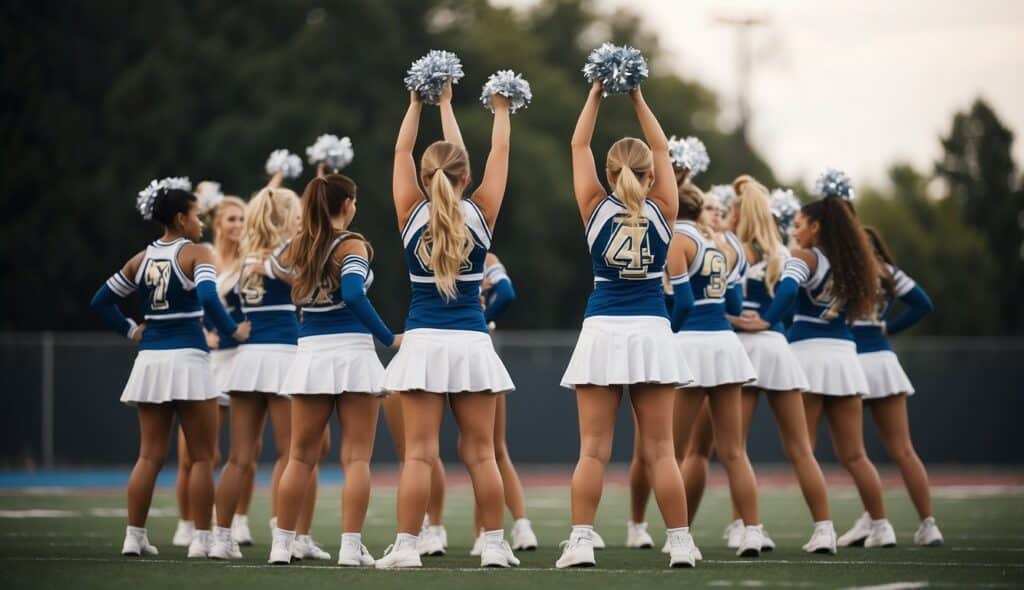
xmin=479 ymin=70 xmax=532 ymax=114
xmin=265 ymin=149 xmax=303 ymax=179
xmin=770 ymin=188 xmax=801 ymax=234
xmin=709 ymin=184 xmax=736 ymax=213
xmin=668 ymin=135 xmax=710 ymax=177
xmin=814 ymin=168 xmax=855 ymax=200
xmin=137 ymin=176 xmax=191 ymax=220
xmin=195 ymin=181 xmax=224 ymax=214
xmin=306 ymin=134 xmax=354 ymax=171
xmin=404 ymin=50 xmax=464 ymax=105
xmin=583 ymin=43 xmax=649 ymax=95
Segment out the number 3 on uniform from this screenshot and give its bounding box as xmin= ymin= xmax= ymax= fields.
xmin=144 ymin=259 xmax=172 ymax=311
xmin=604 ymin=217 xmax=654 ymax=279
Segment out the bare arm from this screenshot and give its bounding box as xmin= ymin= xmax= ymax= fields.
xmin=571 ymin=82 xmax=608 ymax=225
xmin=267 ymin=172 xmax=284 ymax=189
xmin=471 ymin=95 xmax=511 ymax=228
xmin=790 ymin=246 xmax=818 ymax=274
xmin=629 ymin=88 xmax=676 ymax=220
xmin=393 ymin=91 xmax=426 ymax=229
xmin=438 ymin=81 xmax=464 ymax=148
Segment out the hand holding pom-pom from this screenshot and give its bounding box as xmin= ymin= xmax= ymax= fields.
xmin=479 ymin=70 xmax=532 ymax=114
xmin=404 ymin=50 xmax=464 ymax=106
xmin=668 ymin=136 xmax=710 ymax=178
xmin=583 ymin=43 xmax=649 ymax=95
xmin=770 ymin=188 xmax=801 ymax=236
xmin=265 ymin=149 xmax=303 ymax=179
xmin=306 ymin=134 xmax=354 ymax=172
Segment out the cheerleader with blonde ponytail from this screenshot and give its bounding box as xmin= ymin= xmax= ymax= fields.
xmin=377 ymin=79 xmax=516 ymax=570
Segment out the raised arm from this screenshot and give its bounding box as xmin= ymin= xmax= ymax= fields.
xmin=470 ymin=95 xmax=511 ymax=228
xmin=571 ymin=82 xmax=607 ymax=224
xmin=393 ymin=91 xmax=426 ymax=229
xmin=438 ymin=81 xmax=465 ymax=148
xmin=629 ymin=88 xmax=676 ymax=220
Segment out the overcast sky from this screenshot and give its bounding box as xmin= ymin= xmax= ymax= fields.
xmin=499 ymin=0 xmax=1024 ymax=187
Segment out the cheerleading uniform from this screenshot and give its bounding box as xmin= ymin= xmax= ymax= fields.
xmin=383 ymin=199 xmax=513 ymax=394
xmin=561 ymin=195 xmax=693 ymax=388
xmin=853 ymin=264 xmax=933 ymax=399
xmin=482 ymin=258 xmax=516 ymax=324
xmin=206 ymin=268 xmax=244 ymax=405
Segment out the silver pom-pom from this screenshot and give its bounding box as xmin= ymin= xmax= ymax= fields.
xmin=265 ymin=149 xmax=303 ymax=179
xmin=582 ymin=43 xmax=649 ymax=95
xmin=814 ymin=168 xmax=855 ymax=200
xmin=770 ymin=188 xmax=801 ymax=235
xmin=709 ymin=184 xmax=736 ymax=214
xmin=136 ymin=176 xmax=192 ymax=220
xmin=479 ymin=70 xmax=532 ymax=114
xmin=668 ymin=135 xmax=710 ymax=177
xmin=306 ymin=134 xmax=354 ymax=171
xmin=195 ymin=181 xmax=224 ymax=214
xmin=404 ymin=50 xmax=465 ymax=105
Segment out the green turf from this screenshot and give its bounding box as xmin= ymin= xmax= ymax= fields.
xmin=1 ymin=482 xmax=1022 ymax=589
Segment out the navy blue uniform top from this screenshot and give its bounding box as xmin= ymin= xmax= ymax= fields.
xmin=673 ymin=221 xmax=734 ymax=332
xmin=853 ymin=264 xmax=921 ymax=353
xmin=133 ymin=238 xmax=209 ymax=351
xmin=237 ymin=245 xmax=299 ymax=345
xmin=787 ymin=248 xmax=854 ymax=343
xmin=741 ymin=244 xmax=791 ymax=334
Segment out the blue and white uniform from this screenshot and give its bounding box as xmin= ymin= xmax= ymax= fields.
xmin=671 ymin=222 xmax=756 ymax=388
xmin=225 ymin=245 xmax=298 ymax=395
xmin=90 ymin=238 xmax=239 ymax=405
xmin=854 ymin=265 xmax=932 ymax=399
xmin=482 ymin=259 xmax=516 ymax=324
xmin=207 ymin=267 xmax=244 ymax=405
xmin=760 ymin=247 xmax=869 ymax=396
xmin=281 ymin=234 xmax=392 ymax=395
xmin=735 ymin=244 xmax=810 ymax=391
xmin=561 ymin=195 xmax=693 ymax=388
xmin=383 ymin=199 xmax=514 ymax=394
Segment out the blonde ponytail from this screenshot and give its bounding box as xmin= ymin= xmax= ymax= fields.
xmin=732 ymin=175 xmax=784 ymax=293
xmin=421 ymin=141 xmax=474 ymax=301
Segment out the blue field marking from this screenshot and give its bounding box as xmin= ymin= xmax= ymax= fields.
xmin=0 ymin=467 xmax=346 ymax=489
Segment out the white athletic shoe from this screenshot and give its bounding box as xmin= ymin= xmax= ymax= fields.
xmin=231 ymin=514 xmax=253 ymax=546
xmin=838 ymin=512 xmax=871 ymax=547
xmin=865 ymin=519 xmax=897 ymax=548
xmin=481 ymin=538 xmax=520 ymax=568
xmin=512 ymin=518 xmax=539 ymax=551
xmin=122 ymin=526 xmax=159 ymax=556
xmin=268 ymin=528 xmax=294 ymax=565
xmin=186 ymin=529 xmax=212 ymax=558
xmin=431 ymin=525 xmax=448 ymax=549
xmin=172 ymin=520 xmax=194 ymax=547
xmin=555 ymin=534 xmax=596 ymax=568
xmin=293 ymin=535 xmax=331 ymax=560
xmin=626 ymin=521 xmax=654 ymax=549
xmin=736 ymin=525 xmax=763 ymax=558
xmin=724 ymin=518 xmax=744 ymax=549
xmin=914 ymin=517 xmax=944 ymax=547
xmin=268 ymin=516 xmax=277 ymax=534
xmin=209 ymin=527 xmax=243 ymax=560
xmin=337 ymin=535 xmax=375 ymax=567
xmin=591 ymin=528 xmax=607 ymax=550
xmin=803 ymin=522 xmax=838 ymax=554
xmin=470 ymin=529 xmax=485 ymax=556
xmin=761 ymin=528 xmax=776 ymax=552
xmin=374 ymin=540 xmax=422 ymax=569
xmin=665 ymin=529 xmax=697 ymax=568
xmin=417 ymin=525 xmax=446 ymax=556
xmin=693 ymin=543 xmax=703 ymax=561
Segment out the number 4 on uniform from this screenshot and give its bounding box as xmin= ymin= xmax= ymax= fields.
xmin=604 ymin=217 xmax=654 ymax=279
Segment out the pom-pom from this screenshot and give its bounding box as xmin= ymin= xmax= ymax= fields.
xmin=770 ymin=188 xmax=801 ymax=235
xmin=709 ymin=184 xmax=736 ymax=214
xmin=306 ymin=134 xmax=354 ymax=171
xmin=137 ymin=176 xmax=191 ymax=220
xmin=195 ymin=181 xmax=224 ymax=214
xmin=265 ymin=149 xmax=303 ymax=179
xmin=668 ymin=135 xmax=710 ymax=177
xmin=582 ymin=43 xmax=649 ymax=95
xmin=813 ymin=168 xmax=855 ymax=200
xmin=404 ymin=50 xmax=464 ymax=105
xmin=479 ymin=70 xmax=532 ymax=114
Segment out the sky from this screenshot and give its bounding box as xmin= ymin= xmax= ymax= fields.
xmin=499 ymin=0 xmax=1024 ymax=188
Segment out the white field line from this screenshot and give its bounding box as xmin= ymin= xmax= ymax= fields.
xmin=838 ymin=582 xmax=928 ymax=590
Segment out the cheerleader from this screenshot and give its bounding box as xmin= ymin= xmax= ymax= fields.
xmin=558 ymin=81 xmax=697 ymax=569
xmin=375 ymin=81 xmax=517 ymax=569
xmin=725 ymin=176 xmax=836 ymax=553
xmin=90 ymin=177 xmax=250 ymax=557
xmin=844 ymin=227 xmax=942 ymax=546
xmin=467 ymin=253 xmax=539 ymax=556
xmin=265 ymin=174 xmax=399 ymax=566
xmin=735 ymin=172 xmax=897 ymax=548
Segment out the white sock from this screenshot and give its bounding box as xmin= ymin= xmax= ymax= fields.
xmin=666 ymin=526 xmax=690 ymax=534
xmin=178 ymin=519 xmax=193 ymax=528
xmin=232 ymin=514 xmax=247 ymax=527
xmin=514 ymin=518 xmax=531 ymax=528
xmin=746 ymin=524 xmax=763 ymax=532
xmin=341 ymin=532 xmax=362 ymax=545
xmin=871 ymin=518 xmax=890 ymax=527
xmin=814 ymin=520 xmax=834 ymax=529
xmin=921 ymin=516 xmax=935 ymax=526
xmin=628 ymin=520 xmax=645 ymax=528
xmin=273 ymin=527 xmax=296 ymax=545
xmin=730 ymin=518 xmax=744 ymax=527
xmin=396 ymin=532 xmax=418 ymax=549
xmin=127 ymin=525 xmax=147 ymax=537
xmin=429 ymin=525 xmax=445 ymax=534
xmin=484 ymin=529 xmax=504 ymax=545
xmin=570 ymin=525 xmax=593 ymax=541
xmin=215 ymin=526 xmax=232 ymax=540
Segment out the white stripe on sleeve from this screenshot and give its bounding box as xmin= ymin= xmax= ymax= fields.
xmin=781 ymin=258 xmax=810 ymax=285
xmin=669 ymin=273 xmax=690 ymax=286
xmin=106 ymin=271 xmax=137 ymax=297
xmin=194 ymin=263 xmax=218 ymax=284
xmin=341 ymin=255 xmax=370 ymax=278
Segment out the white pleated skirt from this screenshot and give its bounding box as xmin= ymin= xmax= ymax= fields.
xmin=561 ymin=316 xmax=694 ymax=389
xmin=790 ymin=338 xmax=869 ymax=396
xmin=210 ymin=348 xmax=238 ymax=406
xmin=225 ymin=343 xmax=296 ymax=395
xmin=281 ymin=333 xmax=386 ymax=396
xmin=383 ymin=328 xmax=514 ymax=394
xmin=120 ymin=348 xmax=218 ymax=405
xmin=859 ymin=350 xmax=915 ymax=399
xmin=676 ymin=330 xmax=757 ymax=388
xmin=737 ymin=331 xmax=810 ymax=392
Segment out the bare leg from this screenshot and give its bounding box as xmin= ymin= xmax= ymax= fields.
xmin=127 ymin=404 xmax=175 ymax=527
xmin=631 ymin=384 xmax=688 ymax=528
xmin=731 ymin=389 xmax=759 ymax=520
xmin=494 ymin=395 xmax=527 ymax=520
xmin=237 ymin=431 xmax=260 ymax=516
xmin=339 ymin=394 xmax=380 ymax=532
xmin=628 ymin=408 xmax=651 ymax=523
xmin=276 ymin=396 xmax=333 ymax=532
xmin=676 ymin=394 xmax=713 ymax=523
xmin=267 ymin=395 xmax=291 ymax=520
xmin=214 ymin=393 xmax=266 ymax=529
xmin=767 ymin=389 xmax=830 ymax=522
xmin=427 ymin=457 xmax=446 ymax=527
xmin=450 ymin=393 xmax=504 ymax=531
xmin=824 ymin=396 xmax=886 ymax=519
xmin=571 ymin=385 xmax=621 ymax=525
xmin=177 ymin=400 xmax=219 ymax=531
xmin=395 ymin=392 xmax=446 ymax=534
xmin=707 ymin=384 xmax=759 ymax=526
xmin=175 ymin=427 xmax=191 ymax=523
xmin=803 ymin=394 xmax=824 ymax=449
xmin=867 ymin=395 xmax=932 ymax=520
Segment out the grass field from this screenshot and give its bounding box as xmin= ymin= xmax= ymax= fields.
xmin=1 ymin=473 xmax=1023 ymax=590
